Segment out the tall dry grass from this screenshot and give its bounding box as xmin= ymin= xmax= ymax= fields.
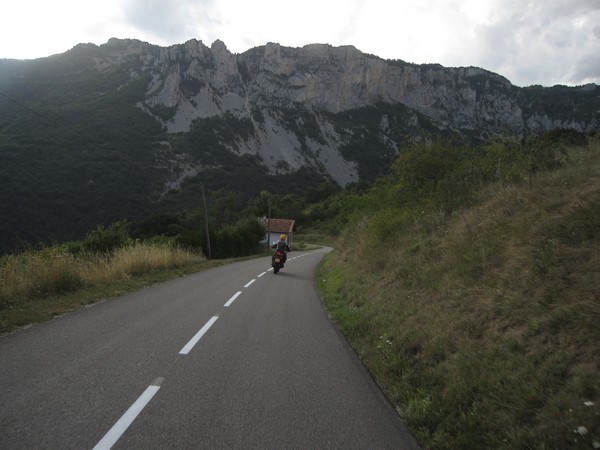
xmin=83 ymin=244 xmax=197 ymax=283
xmin=0 ymin=244 xmax=198 ymax=306
xmin=0 ymin=248 xmax=84 ymax=302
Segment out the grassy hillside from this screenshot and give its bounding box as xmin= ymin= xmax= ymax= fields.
xmin=317 ymin=134 xmax=599 ymax=448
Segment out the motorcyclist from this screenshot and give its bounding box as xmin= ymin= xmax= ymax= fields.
xmin=272 ymin=234 xmax=291 ymax=267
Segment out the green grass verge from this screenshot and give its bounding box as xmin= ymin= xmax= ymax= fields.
xmin=316 ymin=143 xmax=600 ymax=449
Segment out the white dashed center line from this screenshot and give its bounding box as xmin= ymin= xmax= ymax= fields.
xmin=93 ymin=378 xmax=164 ymax=450
xmin=224 ymin=291 xmax=242 ymax=308
xmin=179 ymin=316 xmax=219 ymax=355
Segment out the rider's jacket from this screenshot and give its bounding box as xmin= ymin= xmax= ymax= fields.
xmin=273 ymin=240 xmax=290 ymax=252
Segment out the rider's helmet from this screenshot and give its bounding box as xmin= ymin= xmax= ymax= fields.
xmin=280 ymin=234 xmax=286 ymax=241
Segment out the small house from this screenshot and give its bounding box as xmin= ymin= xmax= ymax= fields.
xmin=261 ymin=218 xmax=295 ymax=248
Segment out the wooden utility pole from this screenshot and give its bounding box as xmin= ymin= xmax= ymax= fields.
xmin=266 ymin=198 xmax=271 ymax=250
xmin=201 ymin=184 xmax=212 ymax=259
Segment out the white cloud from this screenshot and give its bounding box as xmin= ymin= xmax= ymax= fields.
xmin=212 ymin=0 xmax=365 ymax=50
xmin=1 ymin=0 xmax=124 ymax=58
xmin=120 ymin=0 xmax=221 ymax=45
xmin=457 ymin=0 xmax=600 ymax=85
xmin=1 ymin=0 xmax=598 ymax=86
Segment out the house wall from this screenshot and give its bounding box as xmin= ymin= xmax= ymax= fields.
xmin=265 ymin=232 xmax=293 ymax=247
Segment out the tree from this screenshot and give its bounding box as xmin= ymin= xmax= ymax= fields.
xmin=210 ymin=189 xmax=245 ymax=227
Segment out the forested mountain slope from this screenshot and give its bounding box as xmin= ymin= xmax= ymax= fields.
xmin=1 ymin=38 xmax=598 ymax=253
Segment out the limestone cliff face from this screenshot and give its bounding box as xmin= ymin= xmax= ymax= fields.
xmin=86 ymin=38 xmax=598 ymax=186
xmin=241 ymin=43 xmax=527 ymax=132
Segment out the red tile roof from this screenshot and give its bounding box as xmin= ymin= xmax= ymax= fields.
xmin=261 ymin=218 xmax=295 ymax=233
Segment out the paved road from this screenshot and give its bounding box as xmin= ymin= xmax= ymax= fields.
xmin=0 ymin=249 xmax=420 ymax=449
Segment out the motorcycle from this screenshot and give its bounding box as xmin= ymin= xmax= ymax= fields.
xmin=272 ymin=249 xmax=285 ymax=274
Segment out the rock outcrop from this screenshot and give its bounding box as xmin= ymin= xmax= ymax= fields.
xmin=34 ymin=38 xmax=600 ymax=186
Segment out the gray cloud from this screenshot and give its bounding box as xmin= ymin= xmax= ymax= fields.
xmin=122 ymin=0 xmax=220 ymax=44
xmin=461 ymin=0 xmax=600 ymax=85
xmin=572 ymin=52 xmax=600 ymax=83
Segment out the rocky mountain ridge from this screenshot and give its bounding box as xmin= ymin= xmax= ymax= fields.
xmin=74 ymin=37 xmax=599 ymax=186
xmin=0 ymin=37 xmax=598 ymax=252
xmin=96 ymin=37 xmax=597 ymax=131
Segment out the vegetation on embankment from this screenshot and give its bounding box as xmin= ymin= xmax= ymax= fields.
xmin=317 ymin=132 xmax=599 ymax=449
xmin=0 ymin=243 xmax=203 ymax=334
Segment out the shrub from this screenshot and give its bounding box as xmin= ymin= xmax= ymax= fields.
xmin=210 ymin=218 xmax=265 ymax=259
xmin=79 ymin=221 xmax=130 ymax=253
xmin=175 ymin=228 xmax=205 ymax=251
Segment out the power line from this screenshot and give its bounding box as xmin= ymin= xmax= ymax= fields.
xmin=0 ymin=90 xmax=66 ymax=130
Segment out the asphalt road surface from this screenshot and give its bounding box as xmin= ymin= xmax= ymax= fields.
xmin=0 ymin=248 xmax=420 ymax=449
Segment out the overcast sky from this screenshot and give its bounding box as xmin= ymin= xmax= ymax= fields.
xmin=1 ymin=0 xmax=599 ymax=87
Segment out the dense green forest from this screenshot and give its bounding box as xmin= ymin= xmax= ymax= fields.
xmin=0 ymin=75 xmax=376 ymax=256
xmin=0 ymin=53 xmax=333 ymax=253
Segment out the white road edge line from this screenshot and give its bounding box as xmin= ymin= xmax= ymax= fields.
xmin=93 ymin=380 xmax=163 ymax=450
xmin=179 ymin=316 xmax=219 ymax=354
xmin=244 ymin=279 xmax=256 ymax=288
xmin=224 ymin=291 xmax=242 ymax=308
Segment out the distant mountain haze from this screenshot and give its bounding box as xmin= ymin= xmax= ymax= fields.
xmin=0 ymin=38 xmax=598 ymax=253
